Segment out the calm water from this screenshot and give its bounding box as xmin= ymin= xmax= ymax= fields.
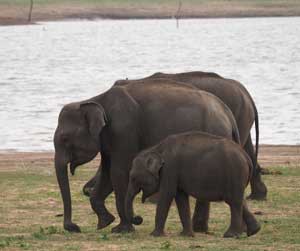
xmin=1 ymin=18 xmax=300 ymax=151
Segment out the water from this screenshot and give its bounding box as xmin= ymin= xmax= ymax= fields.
xmin=0 ymin=18 xmax=300 ymax=151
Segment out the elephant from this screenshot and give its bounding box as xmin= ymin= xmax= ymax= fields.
xmin=54 ymin=78 xmax=241 ymax=233
xmin=125 ymin=131 xmax=261 ymax=238
xmin=114 ymin=71 xmax=267 ymax=201
xmin=84 ymin=71 xmax=267 ymax=201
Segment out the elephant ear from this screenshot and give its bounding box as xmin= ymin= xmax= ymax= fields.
xmin=80 ymin=102 xmax=107 ymax=143
xmin=146 ymin=152 xmax=164 ymax=180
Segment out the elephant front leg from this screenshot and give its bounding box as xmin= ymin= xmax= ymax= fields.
xmin=151 ymin=190 xmax=175 ymax=237
xmin=110 ymin=167 xmax=135 ymax=233
xmin=175 ymin=191 xmax=194 ymax=237
xmin=192 ymin=200 xmax=210 ymax=233
xmin=90 ymin=158 xmax=115 ymax=230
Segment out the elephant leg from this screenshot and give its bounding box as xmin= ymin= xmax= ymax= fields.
xmin=223 ymin=201 xmax=244 ymax=238
xmin=242 ymin=200 xmax=261 ymax=236
xmin=83 ymin=167 xmax=100 ymax=197
xmin=90 ymin=156 xmax=115 ymax=230
xmin=110 ymin=167 xmax=134 ymax=233
xmin=151 ymin=191 xmax=174 ymax=237
xmin=175 ymin=191 xmax=193 ymax=237
xmin=192 ymin=200 xmax=210 ymax=233
xmin=244 ymin=135 xmax=267 ymax=200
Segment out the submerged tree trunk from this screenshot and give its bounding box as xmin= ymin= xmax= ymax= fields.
xmin=28 ymin=0 xmax=33 ymax=22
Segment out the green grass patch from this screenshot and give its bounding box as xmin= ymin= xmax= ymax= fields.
xmin=0 ymin=164 xmax=299 ymax=250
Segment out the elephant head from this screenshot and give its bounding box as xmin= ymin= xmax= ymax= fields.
xmin=125 ymin=151 xmax=164 ymax=225
xmin=53 ymin=101 xmax=107 ymax=232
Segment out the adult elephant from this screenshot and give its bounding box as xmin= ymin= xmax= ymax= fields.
xmin=54 ymin=79 xmax=240 ymax=233
xmin=114 ymin=71 xmax=267 ymax=201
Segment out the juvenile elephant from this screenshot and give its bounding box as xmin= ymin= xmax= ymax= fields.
xmin=54 ymin=79 xmax=240 ymax=233
xmin=115 ymin=71 xmax=267 ymax=201
xmin=125 ymin=131 xmax=261 ymax=238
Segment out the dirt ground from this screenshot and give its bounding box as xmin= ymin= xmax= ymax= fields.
xmin=0 ymin=145 xmax=299 ymax=172
xmin=1 ymin=1 xmax=300 ymax=26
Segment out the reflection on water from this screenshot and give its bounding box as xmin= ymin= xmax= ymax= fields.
xmin=0 ymin=18 xmax=300 ymax=151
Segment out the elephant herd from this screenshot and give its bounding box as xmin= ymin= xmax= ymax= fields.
xmin=54 ymin=71 xmax=267 ymax=237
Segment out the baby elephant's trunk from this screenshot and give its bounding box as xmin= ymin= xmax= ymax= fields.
xmin=125 ymin=183 xmax=143 ymax=225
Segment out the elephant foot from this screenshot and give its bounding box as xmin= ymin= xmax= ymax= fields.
xmin=97 ymin=213 xmax=116 ymax=230
xmin=150 ymin=229 xmax=165 ymax=237
xmin=246 ymin=192 xmax=266 ymax=201
xmin=242 ymin=221 xmax=247 ymax=233
xmin=111 ymin=223 xmax=134 ymax=233
xmin=180 ymin=230 xmax=194 ymax=237
xmin=248 ymin=175 xmax=268 ymax=201
xmin=193 ymin=223 xmax=208 ymax=233
xmin=223 ymin=228 xmax=243 ymax=238
xmin=247 ymin=221 xmax=261 ymax=237
xmin=64 ymin=222 xmax=81 ymax=233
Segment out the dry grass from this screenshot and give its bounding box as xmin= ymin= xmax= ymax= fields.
xmin=0 ymin=159 xmax=300 ymax=251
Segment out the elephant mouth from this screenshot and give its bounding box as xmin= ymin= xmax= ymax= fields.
xmin=70 ymin=162 xmax=79 ymax=176
xmin=70 ymin=158 xmax=84 ymax=175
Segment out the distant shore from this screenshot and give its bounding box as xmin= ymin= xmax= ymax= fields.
xmin=0 ymin=145 xmax=299 ymax=171
xmin=1 ymin=0 xmax=300 ymax=26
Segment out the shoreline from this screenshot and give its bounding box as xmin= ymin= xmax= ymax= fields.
xmin=1 ymin=1 xmax=300 ymax=26
xmin=0 ymin=145 xmax=299 ymax=171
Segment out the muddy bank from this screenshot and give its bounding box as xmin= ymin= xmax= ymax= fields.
xmin=1 ymin=1 xmax=300 ymax=26
xmin=0 ymin=145 xmax=299 ymax=172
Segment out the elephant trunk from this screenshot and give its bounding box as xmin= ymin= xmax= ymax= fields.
xmin=125 ymin=183 xmax=143 ymax=225
xmin=55 ymin=151 xmax=80 ymax=232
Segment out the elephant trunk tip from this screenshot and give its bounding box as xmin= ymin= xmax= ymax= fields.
xmin=132 ymin=215 xmax=143 ymax=225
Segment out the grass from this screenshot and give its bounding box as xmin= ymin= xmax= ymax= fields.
xmin=0 ymin=163 xmax=299 ymax=251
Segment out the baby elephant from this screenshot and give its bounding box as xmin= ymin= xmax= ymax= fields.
xmin=125 ymin=131 xmax=261 ymax=238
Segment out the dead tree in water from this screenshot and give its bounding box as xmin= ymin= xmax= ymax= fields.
xmin=175 ymin=1 xmax=182 ymax=28
xmin=28 ymin=0 xmax=33 ymax=22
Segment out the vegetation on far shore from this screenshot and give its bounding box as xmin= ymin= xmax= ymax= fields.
xmin=0 ymin=162 xmax=299 ymax=251
xmin=1 ymin=0 xmax=300 ymax=5
xmin=1 ymin=0 xmax=300 ymax=25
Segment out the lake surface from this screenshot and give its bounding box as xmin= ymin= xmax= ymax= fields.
xmin=0 ymin=17 xmax=300 ymax=151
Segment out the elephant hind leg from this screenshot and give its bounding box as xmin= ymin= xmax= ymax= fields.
xmin=223 ymin=201 xmax=244 ymax=238
xmin=242 ymin=200 xmax=261 ymax=236
xmin=244 ymin=135 xmax=268 ymax=200
xmin=192 ymin=200 xmax=210 ymax=233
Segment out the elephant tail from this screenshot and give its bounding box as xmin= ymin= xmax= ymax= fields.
xmin=253 ymin=102 xmax=260 ymax=176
